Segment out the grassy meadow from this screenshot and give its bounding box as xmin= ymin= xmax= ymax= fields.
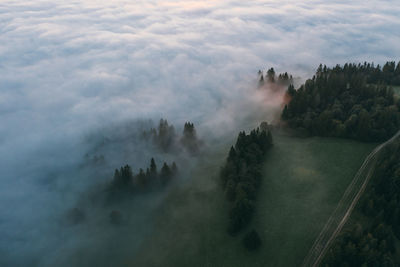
xmin=129 ymin=131 xmax=376 ymax=267
xmin=393 ymin=85 xmax=400 ymax=97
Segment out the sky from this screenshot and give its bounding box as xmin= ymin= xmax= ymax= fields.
xmin=0 ymin=0 xmax=399 ymax=266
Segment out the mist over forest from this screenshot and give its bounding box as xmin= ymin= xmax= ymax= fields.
xmin=1 ymin=1 xmax=400 ymax=266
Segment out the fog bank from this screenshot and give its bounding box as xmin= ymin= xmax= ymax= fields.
xmin=1 ymin=0 xmax=399 ymax=265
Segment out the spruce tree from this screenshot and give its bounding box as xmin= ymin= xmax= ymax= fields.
xmin=150 ymin=158 xmax=157 ymax=177
xmin=160 ymin=162 xmax=172 ymax=185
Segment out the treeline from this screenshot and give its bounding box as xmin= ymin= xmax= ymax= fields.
xmin=323 ymin=140 xmax=400 ymax=266
xmin=180 ymin=122 xmax=200 ymax=154
xmin=258 ymin=67 xmax=293 ymax=87
xmin=220 ymin=124 xmax=273 ymax=250
xmin=142 ymin=119 xmax=202 ymax=155
xmin=68 ymin=158 xmax=178 ymax=225
xmin=108 ymin=158 xmax=178 ymax=198
xmin=336 ymin=61 xmax=400 ymax=85
xmin=282 ymin=61 xmax=400 ymax=142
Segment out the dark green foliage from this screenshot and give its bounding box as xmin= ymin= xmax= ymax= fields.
xmin=287 ymin=84 xmax=296 ymax=96
xmin=142 ymin=120 xmax=202 ymax=154
xmin=277 ymin=72 xmax=294 ymax=86
xmin=267 ymin=67 xmax=275 ymax=83
xmin=259 ymin=121 xmax=270 ymax=132
xmin=323 ymin=223 xmax=396 ymax=267
xmin=150 ymin=158 xmax=157 ymax=176
xmin=142 ymin=119 xmax=176 ymax=152
xmin=362 ymin=142 xmax=400 ymax=239
xmin=323 ymin=140 xmax=400 ymax=266
xmin=180 ymin=122 xmax=201 ymax=155
xmin=258 ymin=69 xmax=293 ymax=87
xmin=282 ymin=62 xmax=400 ymax=142
xmin=112 ymin=165 xmax=133 ymax=189
xmin=258 ymin=73 xmax=265 ymax=87
xmin=109 ymin=158 xmax=178 ymax=198
xmin=160 ymin=162 xmax=172 ymax=185
xmin=242 ymin=229 xmax=262 ymax=251
xmin=220 ymin=126 xmax=273 ymax=235
xmin=137 ymin=168 xmax=147 ymax=187
xmin=149 ymin=157 xmax=158 ymax=183
xmin=228 ymin=197 xmax=254 ymax=234
xmin=157 ymin=119 xmax=176 ymax=151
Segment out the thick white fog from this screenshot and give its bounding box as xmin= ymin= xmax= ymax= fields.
xmin=0 ymin=0 xmax=399 ymax=266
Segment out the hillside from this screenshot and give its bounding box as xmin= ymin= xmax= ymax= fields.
xmin=129 ymin=130 xmax=374 ymax=266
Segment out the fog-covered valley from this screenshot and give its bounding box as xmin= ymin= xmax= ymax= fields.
xmin=1 ymin=0 xmax=400 ymax=266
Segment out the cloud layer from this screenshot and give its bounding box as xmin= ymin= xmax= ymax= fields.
xmin=1 ymin=0 xmax=399 ymax=133
xmin=0 ymin=0 xmax=399 ymax=265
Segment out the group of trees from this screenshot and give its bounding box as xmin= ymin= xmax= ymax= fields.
xmin=337 ymin=61 xmax=400 ymax=85
xmin=281 ymin=61 xmax=400 ymax=142
xmin=142 ymin=119 xmax=177 ymax=152
xmin=242 ymin=229 xmax=262 ymax=251
xmin=324 ymin=222 xmax=396 ymax=267
xmin=109 ymin=158 xmax=178 ymax=198
xmin=323 ymin=140 xmax=400 ymax=266
xmin=258 ymin=68 xmax=294 ymax=87
xmin=142 ymin=119 xmax=202 ymax=154
xmin=180 ymin=122 xmax=201 ymax=155
xmin=220 ymin=123 xmax=273 ymax=250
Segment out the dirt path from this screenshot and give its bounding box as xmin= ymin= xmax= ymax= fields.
xmin=301 ymin=130 xmax=400 ymax=267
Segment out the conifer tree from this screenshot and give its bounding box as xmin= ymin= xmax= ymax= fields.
xmin=267 ymin=67 xmax=275 ymax=83
xmin=258 ymin=74 xmax=264 ymax=87
xmin=137 ymin=168 xmax=147 ymax=187
xmin=160 ymin=162 xmax=172 ymax=185
xmin=150 ymin=158 xmax=157 ymax=177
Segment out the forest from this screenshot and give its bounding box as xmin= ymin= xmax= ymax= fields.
xmin=280 ymin=61 xmax=400 ymax=142
xmin=323 ymin=139 xmax=400 ymax=266
xmin=62 ymin=119 xmax=205 ymax=230
xmin=258 ymin=67 xmax=294 ymax=87
xmin=220 ymin=123 xmax=273 ymax=250
xmin=108 ymin=159 xmax=178 ymax=198
xmin=141 ymin=119 xmax=202 ymax=155
xmin=107 ymin=119 xmax=202 ymax=200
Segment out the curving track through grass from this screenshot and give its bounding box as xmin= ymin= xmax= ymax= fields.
xmin=302 ymin=130 xmax=400 ymax=267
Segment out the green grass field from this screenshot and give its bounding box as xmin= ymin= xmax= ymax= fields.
xmin=129 ymin=131 xmax=376 ymax=267
xmin=393 ymin=86 xmax=400 ymax=97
